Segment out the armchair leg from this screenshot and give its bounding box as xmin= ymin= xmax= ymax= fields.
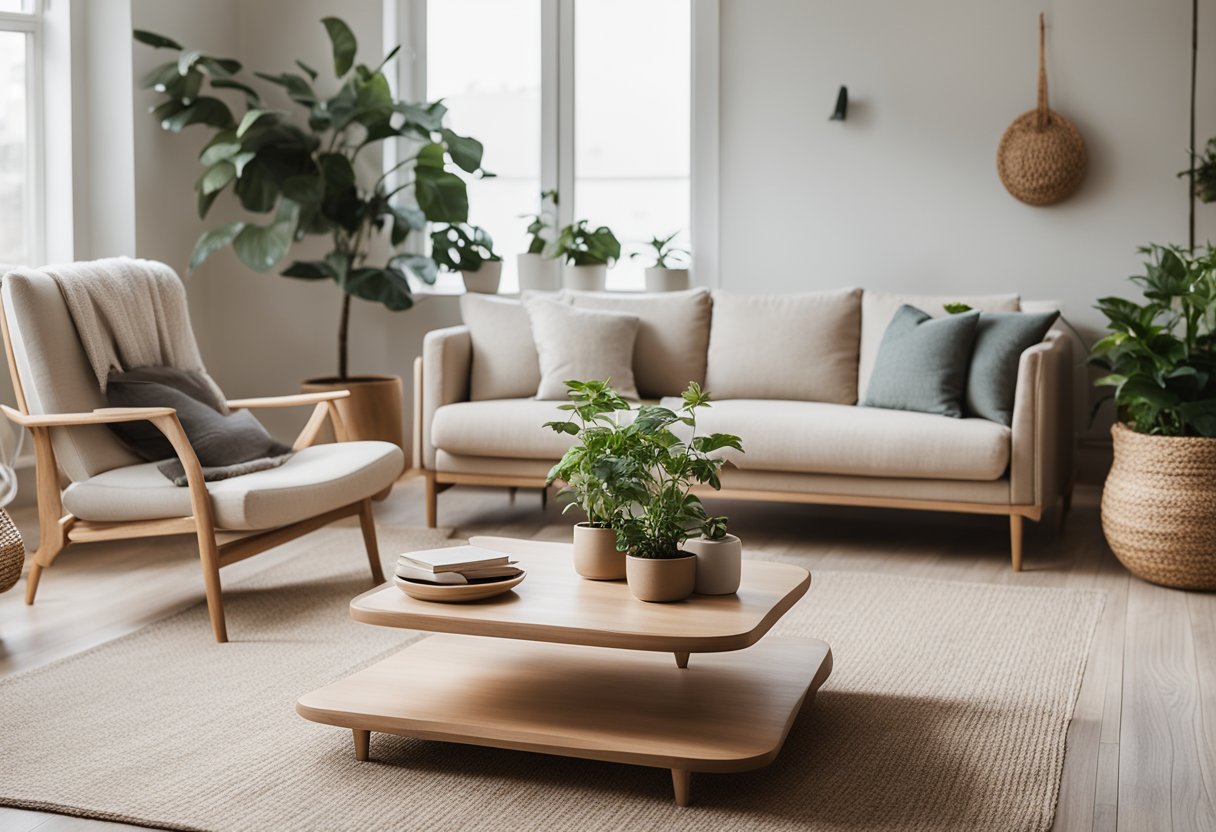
xmin=358 ymin=498 xmax=384 ymax=584
xmin=24 ymin=535 xmax=65 ymax=605
xmin=425 ymin=473 xmax=438 ymax=529
xmin=1010 ymin=514 xmax=1023 ymax=572
xmin=196 ymin=526 xmax=227 ymax=643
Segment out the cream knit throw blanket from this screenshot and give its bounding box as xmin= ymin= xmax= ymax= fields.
xmin=42 ymin=257 xmax=227 ymax=406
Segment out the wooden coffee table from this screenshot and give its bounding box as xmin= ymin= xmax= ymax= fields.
xmin=297 ymin=536 xmax=833 ymax=805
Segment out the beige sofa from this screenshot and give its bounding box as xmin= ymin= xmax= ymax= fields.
xmin=414 ymin=288 xmax=1073 ymax=570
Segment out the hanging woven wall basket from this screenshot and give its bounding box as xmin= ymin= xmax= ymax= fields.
xmin=997 ymin=14 xmax=1087 ymax=206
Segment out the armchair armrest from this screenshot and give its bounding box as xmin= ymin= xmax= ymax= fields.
xmin=0 ymin=404 xmax=177 ymax=427
xmin=417 ymin=326 xmax=471 ymax=470
xmin=1009 ymin=330 xmax=1073 ymax=510
xmin=226 ymin=391 xmax=350 ymax=410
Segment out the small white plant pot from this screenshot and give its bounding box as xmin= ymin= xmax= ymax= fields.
xmin=516 ymin=253 xmax=560 ymax=292
xmin=572 ymin=522 xmax=625 ymax=580
xmin=644 ymin=267 xmax=690 ymax=293
xmin=461 ymin=260 xmax=502 ymax=294
xmin=685 ymin=534 xmax=742 ymax=595
xmin=562 ymin=263 xmax=607 ymax=292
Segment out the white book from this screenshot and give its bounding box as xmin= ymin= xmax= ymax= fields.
xmin=397 ymin=544 xmax=510 ymax=574
xmin=395 ymin=562 xmax=522 ymax=585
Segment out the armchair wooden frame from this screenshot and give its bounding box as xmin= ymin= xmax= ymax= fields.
xmin=0 ymin=304 xmax=385 ymax=644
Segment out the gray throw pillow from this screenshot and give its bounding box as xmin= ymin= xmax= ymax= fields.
xmin=106 ymin=367 xmax=292 ymax=485
xmin=861 ymin=305 xmax=980 ymax=418
xmin=965 ymin=311 xmax=1060 ymax=425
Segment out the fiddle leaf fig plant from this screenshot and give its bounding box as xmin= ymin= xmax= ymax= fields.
xmin=134 ymin=18 xmax=491 ymax=379
xmin=1090 ymin=244 xmax=1216 ymax=437
xmin=554 ymin=219 xmax=621 ymax=266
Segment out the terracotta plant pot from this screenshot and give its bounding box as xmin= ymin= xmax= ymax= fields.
xmin=644 ymin=267 xmax=690 ymax=293
xmin=626 ymin=553 xmax=697 ymax=602
xmin=300 ymin=374 xmax=406 ymax=452
xmin=562 ymin=263 xmax=607 ymax=291
xmin=685 ymin=534 xmax=742 ymax=595
xmin=572 ymin=523 xmax=625 ymax=580
xmin=1101 ymin=422 xmax=1216 ymax=590
xmin=516 ymin=253 xmax=560 ymax=292
xmin=462 ymin=260 xmax=502 ymax=294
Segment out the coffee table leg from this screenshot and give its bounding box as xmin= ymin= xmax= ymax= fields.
xmin=671 ymin=768 xmax=692 ymax=806
xmin=353 ymin=729 xmax=370 ymax=762
xmin=674 ymin=651 xmax=690 ymax=669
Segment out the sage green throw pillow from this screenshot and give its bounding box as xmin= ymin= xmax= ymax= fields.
xmin=965 ymin=310 xmax=1059 ymax=425
xmin=861 ymin=305 xmax=980 ymax=418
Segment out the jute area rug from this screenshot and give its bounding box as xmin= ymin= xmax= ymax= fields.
xmin=0 ymin=526 xmax=1104 ymax=832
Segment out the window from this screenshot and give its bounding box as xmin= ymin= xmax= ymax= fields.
xmin=420 ymin=0 xmax=692 ymax=291
xmin=0 ymin=0 xmax=40 ymax=265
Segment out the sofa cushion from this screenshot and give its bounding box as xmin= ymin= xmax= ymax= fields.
xmin=525 ymin=296 xmax=640 ymax=400
xmin=561 ymin=288 xmax=711 ymax=398
xmin=859 ymin=290 xmax=1020 ymax=399
xmin=459 ymin=294 xmax=540 ymax=401
xmin=61 ymin=440 xmax=404 ymax=530
xmin=861 ymin=305 xmax=981 ymax=418
xmin=660 ymin=398 xmax=1011 ymax=481
xmin=966 ymin=310 xmax=1060 ymax=426
xmin=706 ymin=288 xmax=862 ymax=403
xmin=431 ymin=399 xmax=584 ymax=460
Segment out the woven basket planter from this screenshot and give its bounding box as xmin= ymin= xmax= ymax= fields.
xmin=1101 ymin=422 xmax=1216 ymax=590
xmin=0 ymin=507 xmax=24 ymax=594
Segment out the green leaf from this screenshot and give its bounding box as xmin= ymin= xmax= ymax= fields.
xmin=345 ymin=266 xmax=415 ymax=311
xmin=159 ymin=97 xmax=235 ymax=132
xmin=232 ymin=203 xmax=298 ymax=272
xmin=210 ymin=78 xmax=261 ymax=105
xmin=236 ymin=108 xmax=281 ymax=138
xmin=140 ymin=61 xmax=181 ymax=91
xmin=389 ymin=253 xmax=438 ymax=285
xmin=189 ymin=222 xmax=244 ymax=273
xmin=198 ymin=56 xmax=241 ymax=76
xmin=943 ymin=302 xmax=973 ymax=314
xmin=281 ymin=260 xmax=335 ymax=280
xmin=281 ymin=174 xmax=324 ymax=204
xmin=233 ymin=159 xmax=279 ymax=213
xmin=254 ymin=72 xmax=316 ymax=106
xmin=199 ymin=137 xmax=240 ymax=167
xmin=321 ymin=17 xmax=358 ymax=77
xmin=199 ymin=161 xmax=236 ymax=195
xmin=133 ymin=30 xmax=183 ymax=50
xmin=318 ymin=153 xmax=356 ymax=192
xmin=198 ymin=187 xmax=220 ymax=220
xmin=295 ymin=60 xmax=319 ymax=81
xmin=1179 ymin=400 xmax=1216 ymax=436
xmin=440 ymin=128 xmax=484 ymax=173
xmin=415 ymin=166 xmax=469 ymax=223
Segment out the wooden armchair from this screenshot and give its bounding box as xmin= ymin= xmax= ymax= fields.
xmin=0 ymin=267 xmax=405 ymax=642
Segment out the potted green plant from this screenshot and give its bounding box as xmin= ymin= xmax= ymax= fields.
xmin=1091 ymin=243 xmax=1216 ymax=590
xmin=517 ymin=189 xmax=560 ymax=292
xmin=631 ymin=231 xmax=690 ymax=293
xmin=683 ymin=516 xmax=743 ymax=596
xmin=134 ymin=19 xmax=490 ymax=450
xmin=431 ymin=223 xmax=502 ymax=294
xmin=544 ymin=379 xmax=637 ymax=580
xmin=554 ymin=219 xmax=621 ymax=291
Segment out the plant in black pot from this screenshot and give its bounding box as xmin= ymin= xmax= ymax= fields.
xmin=1090 ymin=243 xmax=1216 ymax=589
xmin=134 ymin=18 xmax=490 ymax=452
xmin=431 ymin=224 xmax=502 ymax=295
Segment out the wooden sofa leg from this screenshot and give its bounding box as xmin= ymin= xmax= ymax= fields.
xmin=24 ymin=561 xmax=43 ymax=605
xmin=197 ymin=526 xmax=227 ymax=643
xmin=358 ymin=498 xmax=385 ymax=583
xmin=1010 ymin=514 xmax=1023 ymax=572
xmin=425 ymin=473 xmax=438 ymax=529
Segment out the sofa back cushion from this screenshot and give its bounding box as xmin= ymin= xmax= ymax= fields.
xmin=858 ymin=291 xmax=1020 ymax=400
xmin=705 ymin=288 xmax=862 ymax=403
xmin=525 ymin=296 xmax=641 ymax=400
xmin=459 ymin=294 xmax=540 ymax=401
xmin=562 ymin=288 xmax=710 ymax=398
xmin=861 ymin=305 xmax=981 ymax=418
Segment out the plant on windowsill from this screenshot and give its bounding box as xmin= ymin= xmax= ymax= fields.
xmin=1090 ymin=243 xmax=1216 ymax=590
xmin=517 ymin=189 xmax=561 ymax=292
xmin=133 ymin=18 xmax=491 ymax=451
xmin=431 ymin=224 xmax=502 ymax=295
xmin=554 ymin=219 xmax=621 ymax=292
xmin=544 ymin=379 xmax=637 ymax=581
xmin=631 ymin=231 xmax=691 ymax=293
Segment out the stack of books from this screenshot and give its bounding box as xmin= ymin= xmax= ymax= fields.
xmin=395 ymin=545 xmax=522 ymax=586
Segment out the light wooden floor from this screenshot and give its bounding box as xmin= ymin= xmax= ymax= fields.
xmin=1 ymin=480 xmax=1212 ymax=831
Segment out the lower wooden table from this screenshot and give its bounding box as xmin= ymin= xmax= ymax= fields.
xmin=297 ymin=536 xmax=833 ymax=805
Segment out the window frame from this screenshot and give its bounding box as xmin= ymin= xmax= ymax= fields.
xmin=0 ymin=0 xmax=44 ymax=267
xmin=392 ymin=0 xmax=718 ymax=289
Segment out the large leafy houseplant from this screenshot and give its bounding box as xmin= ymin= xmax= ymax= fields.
xmin=1091 ymin=244 xmax=1216 ymax=437
xmin=134 ymin=19 xmax=490 ymax=379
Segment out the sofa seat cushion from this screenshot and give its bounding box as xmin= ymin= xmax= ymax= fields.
xmin=432 ymin=399 xmax=585 ymax=460
xmin=661 ymin=398 xmax=1011 ymax=481
xmin=62 ymin=440 xmax=404 ymax=530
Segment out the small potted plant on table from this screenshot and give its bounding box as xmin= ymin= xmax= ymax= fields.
xmin=517 ymin=189 xmax=561 ymax=292
xmin=632 ymin=231 xmax=690 ymax=293
xmin=555 ymin=219 xmax=621 ymax=291
xmin=545 ymin=380 xmax=637 ymax=580
xmin=683 ymin=516 xmax=743 ymax=596
xmin=431 ymin=223 xmax=502 ymax=294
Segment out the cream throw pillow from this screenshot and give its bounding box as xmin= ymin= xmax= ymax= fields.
xmin=524 ymin=296 xmax=641 ymax=400
xmin=459 ymin=294 xmax=540 ymax=401
xmin=562 ymin=288 xmax=711 ymax=398
xmin=858 ymin=291 xmax=1021 ymax=400
xmin=706 ymin=288 xmax=863 ymax=403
